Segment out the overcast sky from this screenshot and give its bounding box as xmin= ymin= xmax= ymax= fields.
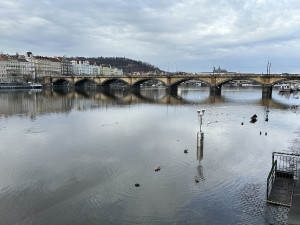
xmin=1 ymin=0 xmax=300 ymax=73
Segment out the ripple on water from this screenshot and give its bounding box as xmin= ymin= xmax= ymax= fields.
xmin=87 ymin=153 xmax=199 ymax=224
xmin=92 ymin=152 xmax=246 ymax=224
xmin=188 ymin=154 xmax=250 ymax=205
xmin=156 ymin=157 xmax=193 ymax=179
xmin=88 ymin=172 xmax=151 ymax=224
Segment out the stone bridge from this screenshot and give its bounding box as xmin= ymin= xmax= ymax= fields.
xmin=41 ymin=73 xmax=300 ymax=97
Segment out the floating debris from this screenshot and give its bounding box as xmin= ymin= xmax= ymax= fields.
xmin=195 ymin=179 xmax=199 ymax=183
xmin=184 ymin=149 xmax=188 ymax=154
xmin=135 ymin=183 xmax=140 ymax=187
xmin=154 ymin=165 xmax=161 ymax=172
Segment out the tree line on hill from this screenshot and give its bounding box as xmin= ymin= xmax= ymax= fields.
xmin=68 ymin=56 xmax=162 ymax=74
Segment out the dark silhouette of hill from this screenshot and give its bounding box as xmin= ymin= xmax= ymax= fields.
xmin=68 ymin=57 xmax=162 ymax=73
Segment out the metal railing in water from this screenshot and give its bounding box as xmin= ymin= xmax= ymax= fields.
xmin=266 ymin=152 xmax=300 ymax=206
xmin=272 ymin=152 xmax=300 ymax=180
xmin=267 ymin=160 xmax=277 ymax=200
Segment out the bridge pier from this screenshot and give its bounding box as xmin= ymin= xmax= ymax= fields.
xmin=101 ymin=85 xmax=111 ymax=92
xmin=130 ymin=85 xmax=140 ymax=94
xmin=166 ymin=86 xmax=178 ymax=96
xmin=210 ymin=85 xmax=221 ymax=95
xmin=262 ymin=85 xmax=272 ymax=98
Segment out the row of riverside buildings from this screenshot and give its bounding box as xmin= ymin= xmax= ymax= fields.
xmin=0 ymin=52 xmax=124 ymax=83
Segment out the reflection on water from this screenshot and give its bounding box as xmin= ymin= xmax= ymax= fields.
xmin=0 ymin=86 xmax=299 ymax=225
xmin=0 ymin=86 xmax=298 ymax=119
xmin=197 ymin=135 xmax=204 ymax=162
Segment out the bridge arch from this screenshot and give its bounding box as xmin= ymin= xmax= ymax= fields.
xmin=215 ymin=77 xmax=263 ymax=86
xmin=269 ymin=77 xmax=299 ymax=86
xmin=74 ymin=78 xmax=98 ymax=86
xmin=53 ymin=78 xmax=72 ymax=85
xmin=169 ymin=78 xmax=210 ymax=88
xmin=101 ymin=78 xmax=130 ymax=86
xmin=215 ymin=77 xmax=299 ymax=87
xmin=132 ymin=78 xmax=167 ymax=87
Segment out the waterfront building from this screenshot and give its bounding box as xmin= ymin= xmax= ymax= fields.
xmin=90 ymin=61 xmax=100 ymax=76
xmin=6 ymin=58 xmax=23 ymax=82
xmin=59 ymin=57 xmax=72 ymax=76
xmin=0 ymin=54 xmax=33 ymax=83
xmin=24 ymin=52 xmax=36 ymax=81
xmin=35 ymin=56 xmax=61 ymax=81
xmin=132 ymin=71 xmax=141 ymax=76
xmin=71 ymin=60 xmax=91 ymax=76
xmin=18 ymin=58 xmax=28 ymax=76
xmin=111 ymin=67 xmax=123 ymax=76
xmin=0 ymin=57 xmax=7 ymax=82
xmin=71 ymin=61 xmax=123 ymax=76
xmin=0 ymin=52 xmax=125 ymax=81
xmin=100 ymin=65 xmax=112 ymax=76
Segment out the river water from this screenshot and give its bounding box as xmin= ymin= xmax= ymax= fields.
xmin=0 ymin=86 xmax=299 ymax=225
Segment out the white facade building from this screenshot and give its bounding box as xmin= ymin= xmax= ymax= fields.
xmin=25 ymin=52 xmax=36 ymax=81
xmin=71 ymin=60 xmax=91 ymax=76
xmin=90 ymin=61 xmax=100 ymax=76
xmin=112 ymin=67 xmax=123 ymax=76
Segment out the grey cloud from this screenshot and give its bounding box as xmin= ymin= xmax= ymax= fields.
xmin=1 ymin=0 xmax=300 ymax=72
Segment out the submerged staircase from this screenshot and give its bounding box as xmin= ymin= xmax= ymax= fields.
xmin=266 ymin=152 xmax=300 ymax=224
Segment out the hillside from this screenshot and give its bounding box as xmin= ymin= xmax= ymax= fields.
xmin=68 ymin=57 xmax=162 ymax=73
